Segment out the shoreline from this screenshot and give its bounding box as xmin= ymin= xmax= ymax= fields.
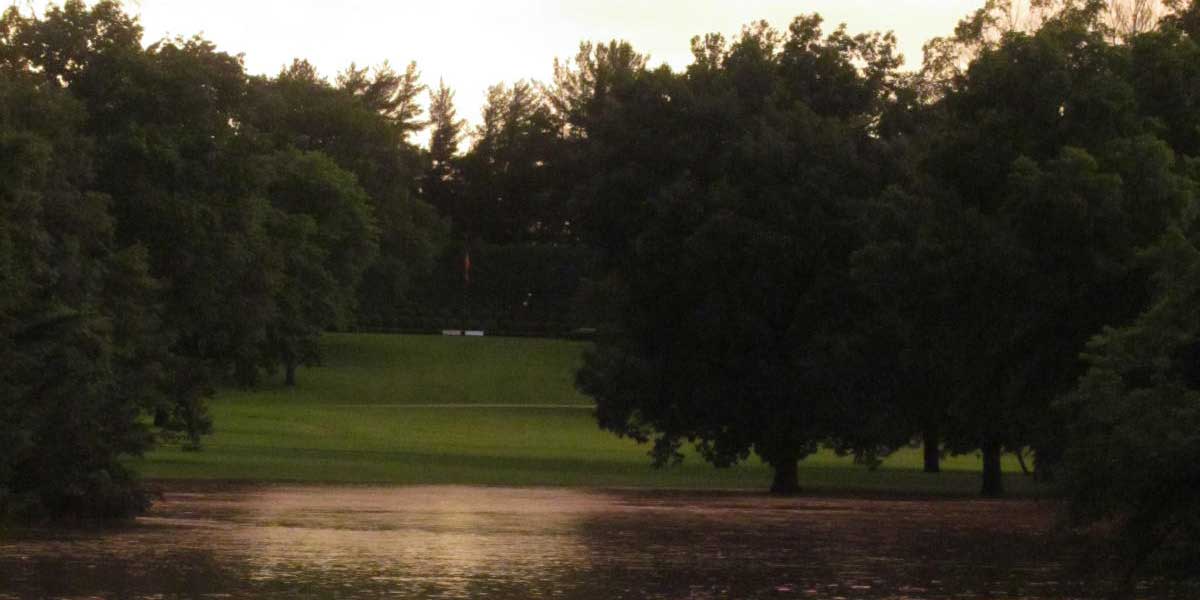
xmin=141 ymin=477 xmax=1057 ymax=503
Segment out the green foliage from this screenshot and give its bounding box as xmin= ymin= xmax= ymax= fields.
xmin=1061 ymin=229 xmax=1200 ymax=587
xmin=855 ymin=4 xmax=1199 ymax=498
xmin=0 ymin=0 xmax=445 ymax=518
xmin=573 ymin=17 xmax=905 ymax=492
xmin=423 ymin=79 xmax=466 ymax=225
xmin=252 ymin=59 xmax=447 ymax=326
xmin=0 ymin=67 xmax=162 ymax=519
xmin=459 ymin=80 xmax=566 ymax=243
xmin=1129 ymin=13 xmax=1200 ymax=157
xmin=261 ymin=149 xmax=378 ymax=385
xmin=548 ymin=41 xmax=681 ymax=264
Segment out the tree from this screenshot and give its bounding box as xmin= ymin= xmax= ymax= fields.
xmin=1112 ymin=0 xmax=1162 ymax=36
xmin=7 ymin=1 xmax=289 ymax=390
xmin=337 ymin=60 xmax=427 ymax=140
xmin=1128 ymin=6 xmax=1200 ymax=158
xmin=856 ymin=3 xmax=1196 ymax=496
xmin=254 ymin=59 xmax=446 ymax=327
xmin=262 ymin=150 xmax=377 ymax=386
xmin=423 ymin=79 xmax=466 ymax=223
xmin=576 ymin=17 xmax=904 ymax=493
xmin=1060 ymin=225 xmax=1200 ymax=594
xmin=3 ymin=1 xmax=261 ymax=415
xmin=548 ymin=40 xmax=649 ymax=136
xmin=460 ymin=80 xmax=566 ymax=243
xmin=1164 ymin=0 xmax=1200 ymax=37
xmin=547 ymin=40 xmax=676 ymax=262
xmin=853 ymin=188 xmax=958 ymax=474
xmin=0 ymin=64 xmax=176 ymax=519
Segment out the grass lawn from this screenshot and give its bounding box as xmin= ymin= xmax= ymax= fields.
xmin=135 ymin=333 xmax=1045 ymax=496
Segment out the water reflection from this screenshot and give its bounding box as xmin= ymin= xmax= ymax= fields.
xmin=233 ymin=486 xmax=597 ymax=598
xmin=0 ymin=485 xmax=1185 ymax=599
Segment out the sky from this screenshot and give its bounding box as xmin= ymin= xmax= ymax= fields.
xmin=31 ymin=0 xmax=985 ymax=143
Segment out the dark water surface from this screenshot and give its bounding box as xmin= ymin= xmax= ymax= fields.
xmin=0 ymin=485 xmax=1176 ymax=599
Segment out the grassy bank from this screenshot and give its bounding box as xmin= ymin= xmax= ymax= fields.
xmin=136 ymin=333 xmax=1043 ymax=496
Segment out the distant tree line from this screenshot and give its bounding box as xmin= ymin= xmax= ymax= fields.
xmin=3 ymin=0 xmax=1199 ymax=588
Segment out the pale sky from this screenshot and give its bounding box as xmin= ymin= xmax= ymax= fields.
xmin=33 ymin=1 xmax=986 ymax=143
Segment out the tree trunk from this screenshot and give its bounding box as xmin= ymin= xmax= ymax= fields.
xmin=1015 ymin=448 xmax=1031 ymax=476
xmin=285 ymin=358 xmax=297 ymax=387
xmin=923 ymin=429 xmax=941 ymax=473
xmin=153 ymin=407 xmax=169 ymax=427
xmin=981 ymin=441 xmax=1004 ymax=497
xmin=770 ymin=457 xmax=800 ymax=495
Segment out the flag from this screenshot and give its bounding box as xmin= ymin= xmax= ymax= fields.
xmin=464 ymin=247 xmax=471 ymax=285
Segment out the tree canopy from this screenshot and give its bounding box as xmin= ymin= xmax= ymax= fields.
xmin=0 ymin=0 xmax=445 ymax=519
xmin=575 ymin=16 xmax=906 ymax=493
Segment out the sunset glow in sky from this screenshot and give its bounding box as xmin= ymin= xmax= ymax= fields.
xmin=36 ymin=1 xmax=986 ymax=140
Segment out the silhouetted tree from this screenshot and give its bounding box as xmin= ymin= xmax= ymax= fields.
xmin=576 ymin=17 xmax=904 ymax=493
xmin=424 ymin=79 xmax=466 ymax=223
xmin=1061 ymin=228 xmax=1200 ymax=595
xmin=460 ymin=80 xmax=566 ymax=243
xmin=857 ymin=3 xmax=1196 ymax=496
xmin=0 ymin=61 xmax=173 ymax=519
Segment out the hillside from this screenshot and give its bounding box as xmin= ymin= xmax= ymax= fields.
xmin=138 ymin=334 xmax=1037 ymax=495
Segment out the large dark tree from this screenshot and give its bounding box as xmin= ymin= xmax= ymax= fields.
xmin=1061 ymin=227 xmax=1200 ymax=594
xmin=1053 ymin=0 xmax=1200 ymax=588
xmin=9 ymin=1 xmax=286 ymax=391
xmin=0 ymin=61 xmax=174 ymax=519
xmin=575 ymin=18 xmax=904 ymax=493
xmin=0 ymin=1 xmax=438 ymax=519
xmin=855 ymin=2 xmax=1197 ymax=496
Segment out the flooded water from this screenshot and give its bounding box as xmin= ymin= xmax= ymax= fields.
xmin=0 ymin=485 xmax=1179 ymax=599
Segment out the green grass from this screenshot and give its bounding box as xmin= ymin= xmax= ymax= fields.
xmin=135 ymin=333 xmax=1044 ymax=496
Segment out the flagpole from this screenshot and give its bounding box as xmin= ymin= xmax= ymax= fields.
xmin=463 ymin=234 xmax=471 ymax=331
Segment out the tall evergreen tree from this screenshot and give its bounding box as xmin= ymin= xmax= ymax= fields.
xmin=461 ymin=80 xmax=565 ymax=243
xmin=424 ymin=79 xmax=466 ymax=227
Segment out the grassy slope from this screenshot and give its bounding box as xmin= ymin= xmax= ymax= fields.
xmin=136 ymin=333 xmax=1042 ymax=495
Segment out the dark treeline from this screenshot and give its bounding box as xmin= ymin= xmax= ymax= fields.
xmin=2 ymin=0 xmax=1199 ymax=589
xmin=573 ymin=0 xmax=1200 ymax=587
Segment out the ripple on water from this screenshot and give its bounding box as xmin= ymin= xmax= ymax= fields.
xmin=0 ymin=484 xmax=1188 ymax=599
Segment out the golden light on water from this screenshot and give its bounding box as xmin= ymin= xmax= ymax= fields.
xmin=235 ymin=486 xmax=602 ymax=595
xmin=0 ymin=484 xmax=1108 ymax=598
